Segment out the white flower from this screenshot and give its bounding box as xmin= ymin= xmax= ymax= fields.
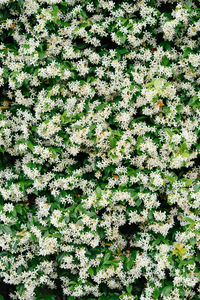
xmin=39 ymin=237 xmax=58 ymax=256
xmin=3 ymin=203 xmax=14 ymax=212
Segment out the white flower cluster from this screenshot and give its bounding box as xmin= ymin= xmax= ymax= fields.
xmin=0 ymin=0 xmax=199 ymax=299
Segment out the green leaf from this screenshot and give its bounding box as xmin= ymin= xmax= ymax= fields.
xmin=77 ymin=219 xmax=83 ymax=226
xmin=104 ymin=295 xmax=118 ymax=300
xmin=135 ymin=198 xmax=142 ymax=207
xmin=120 ymin=35 xmax=127 ymax=44
xmin=36 ymin=296 xmax=56 ymax=300
xmin=104 ymin=253 xmax=111 ymax=263
xmin=160 ymin=41 xmax=171 ymax=51
xmin=152 ymin=238 xmax=161 ymax=246
xmin=18 ymin=0 xmax=25 ymax=8
xmin=79 ymin=22 xmax=89 ymax=28
xmin=188 ymin=95 xmax=199 ymax=107
xmin=117 ymin=49 xmax=129 ymax=55
xmin=52 ymin=4 xmax=59 ymax=16
xmin=96 ymin=103 xmax=107 ymax=111
xmin=153 ymin=287 xmax=161 ymax=299
xmin=30 ymin=233 xmax=37 ymax=242
xmin=57 ymin=252 xmax=67 ymax=264
xmin=197 ymin=253 xmax=200 ymax=263
xmin=180 ymin=258 xmax=195 ymax=265
xmin=68 ymin=281 xmax=77 ymax=286
xmin=137 ymin=136 xmax=144 ymax=144
xmin=162 ymin=285 xmax=173 ymax=296
xmin=186 ymin=0 xmax=192 ymax=8
xmin=17 ymin=265 xmax=24 ymax=275
xmin=0 ymin=296 xmax=5 ymax=300
xmin=15 ymin=204 xmax=23 ymax=215
xmin=125 ymin=258 xmax=133 ymax=271
xmin=80 ymin=9 xmax=87 ymax=19
xmin=109 ymin=136 xmax=117 ymax=148
xmin=180 ymin=178 xmax=192 ymax=187
xmin=88 ymin=267 xmax=94 ymax=277
xmin=183 ymin=47 xmax=192 ymax=58
xmin=152 ymin=95 xmax=159 ymax=103
xmin=95 ymin=187 xmax=102 ymax=199
xmin=148 ymin=210 xmax=154 ymax=223
xmin=0 ymin=146 xmax=5 ymax=154
xmin=27 ymin=141 xmax=34 ymax=151
xmin=64 ymin=214 xmax=70 ymax=223
xmin=126 ymin=285 xmax=133 ymax=294
xmin=17 ymin=284 xmax=25 ymax=296
xmin=165 ymin=128 xmax=173 ymax=137
xmin=183 ymin=217 xmax=195 ymax=224
xmin=162 ymin=55 xmax=170 ymax=66
xmin=12 ymin=241 xmax=18 ymax=251
xmin=166 ymin=176 xmax=176 ymax=183
xmin=178 ymin=287 xmax=185 ymax=298
xmin=154 ymin=78 xmax=166 ymax=89
xmin=0 ymin=225 xmax=12 ymax=234
xmin=181 ymin=151 xmax=190 ymax=158
xmin=43 ymin=296 xmax=56 ymax=300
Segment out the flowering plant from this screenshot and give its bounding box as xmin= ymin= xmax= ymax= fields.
xmin=0 ymin=0 xmax=200 ymax=299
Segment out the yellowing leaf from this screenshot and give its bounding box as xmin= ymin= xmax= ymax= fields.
xmin=172 ymin=243 xmax=187 ymax=256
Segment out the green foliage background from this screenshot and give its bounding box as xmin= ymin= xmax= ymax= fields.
xmin=0 ymin=0 xmax=200 ymax=299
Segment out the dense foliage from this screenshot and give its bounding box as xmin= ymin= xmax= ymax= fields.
xmin=0 ymin=0 xmax=200 ymax=299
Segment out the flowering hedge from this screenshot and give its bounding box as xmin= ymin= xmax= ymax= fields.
xmin=0 ymin=0 xmax=200 ymax=299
